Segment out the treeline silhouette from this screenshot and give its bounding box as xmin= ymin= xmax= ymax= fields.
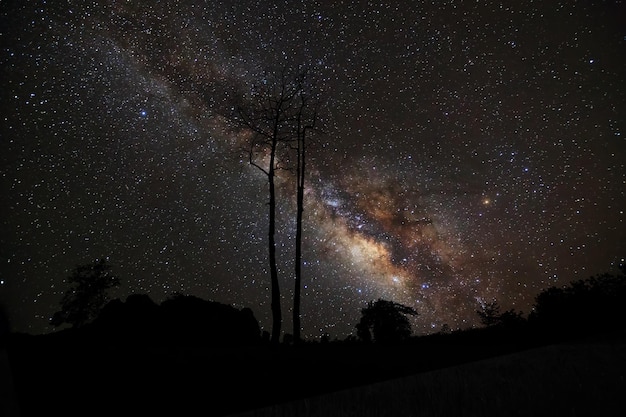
xmin=530 ymin=265 xmax=626 ymax=339
xmin=42 ymin=258 xmax=626 ymax=348
xmin=5 ymin=262 xmax=625 ymax=417
xmin=92 ymin=293 xmax=261 ymax=346
xmin=466 ymin=263 xmax=626 ymax=345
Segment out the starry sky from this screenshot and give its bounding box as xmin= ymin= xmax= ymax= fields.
xmin=1 ymin=0 xmax=625 ymax=338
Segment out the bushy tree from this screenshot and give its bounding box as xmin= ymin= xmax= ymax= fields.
xmin=476 ymin=300 xmax=501 ymax=327
xmin=476 ymin=300 xmax=525 ymax=328
xmin=530 ymin=263 xmax=626 ymax=337
xmin=51 ymin=258 xmax=120 ymax=328
xmin=356 ymin=299 xmax=418 ymax=343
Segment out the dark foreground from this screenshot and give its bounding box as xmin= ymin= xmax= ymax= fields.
xmin=232 ymin=343 xmax=626 ymax=417
xmin=5 ymin=333 xmax=626 ymax=417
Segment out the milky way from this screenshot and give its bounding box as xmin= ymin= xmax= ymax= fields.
xmin=1 ymin=1 xmax=625 ymax=338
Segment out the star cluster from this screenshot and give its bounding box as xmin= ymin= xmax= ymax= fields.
xmin=1 ymin=0 xmax=624 ymax=337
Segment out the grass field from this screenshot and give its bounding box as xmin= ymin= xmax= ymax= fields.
xmin=230 ymin=343 xmax=626 ymax=417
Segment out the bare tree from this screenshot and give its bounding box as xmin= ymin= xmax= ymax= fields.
xmin=237 ymin=68 xmax=302 ymax=344
xmin=292 ymin=74 xmax=320 ymax=344
xmin=237 ymin=67 xmax=322 ymax=344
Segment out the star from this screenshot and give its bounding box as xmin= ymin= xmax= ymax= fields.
xmin=1 ymin=0 xmax=624 ymax=338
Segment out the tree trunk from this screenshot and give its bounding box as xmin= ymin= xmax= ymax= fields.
xmin=268 ymin=132 xmax=281 ymax=344
xmin=293 ymin=133 xmax=304 ymax=344
xmin=239 ymin=69 xmax=318 ymax=345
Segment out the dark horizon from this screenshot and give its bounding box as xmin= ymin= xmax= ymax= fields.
xmin=4 ymin=262 xmax=626 ymax=417
xmin=6 ymin=280 xmax=626 ymax=417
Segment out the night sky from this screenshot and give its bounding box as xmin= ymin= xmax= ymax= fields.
xmin=1 ymin=0 xmax=625 ymax=338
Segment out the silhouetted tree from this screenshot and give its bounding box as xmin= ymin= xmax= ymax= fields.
xmin=237 ymin=67 xmax=321 ymax=344
xmin=95 ymin=293 xmax=261 ymax=346
xmin=96 ymin=293 xmax=160 ymax=339
xmin=51 ymin=258 xmax=120 ymax=328
xmin=160 ymin=294 xmax=261 ymax=345
xmin=292 ymin=70 xmax=321 ymax=344
xmin=476 ymin=300 xmax=501 ymax=327
xmin=356 ymin=299 xmax=418 ymax=343
xmin=530 ymin=264 xmax=626 ymax=337
xmin=497 ymin=308 xmax=525 ymax=328
xmin=237 ymin=68 xmax=295 ymax=344
xmin=477 ymin=299 xmax=525 ymax=328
